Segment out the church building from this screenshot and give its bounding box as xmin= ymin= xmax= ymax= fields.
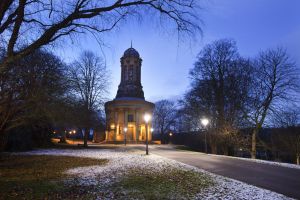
xmin=104 ymin=46 xmax=155 ymax=143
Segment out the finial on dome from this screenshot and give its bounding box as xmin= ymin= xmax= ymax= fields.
xmin=123 ymin=44 xmax=140 ymax=58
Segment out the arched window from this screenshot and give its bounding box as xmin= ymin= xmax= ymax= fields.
xmin=129 ymin=65 xmax=134 ymax=81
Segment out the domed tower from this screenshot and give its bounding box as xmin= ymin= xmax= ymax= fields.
xmin=116 ymin=47 xmax=144 ymax=99
xmin=104 ymin=46 xmax=154 ymax=144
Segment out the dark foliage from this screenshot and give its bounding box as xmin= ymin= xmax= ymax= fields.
xmin=0 ymin=49 xmax=69 ymax=151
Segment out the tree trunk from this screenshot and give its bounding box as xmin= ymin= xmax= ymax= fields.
xmin=251 ymin=129 xmax=257 ymax=159
xmin=83 ymin=128 xmax=88 ymax=147
xmin=160 ymin=132 xmax=164 ymax=144
xmin=209 ymin=133 xmax=217 ymax=154
xmin=223 ymin=146 xmax=229 ymax=156
xmin=59 ymin=130 xmax=67 ymax=143
xmin=0 ymin=132 xmax=7 ymax=152
xmin=297 ymin=155 xmax=299 ymax=165
xmin=211 ymin=142 xmax=217 ymax=154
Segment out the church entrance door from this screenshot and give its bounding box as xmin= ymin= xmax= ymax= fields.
xmin=127 ymin=126 xmax=134 ymax=141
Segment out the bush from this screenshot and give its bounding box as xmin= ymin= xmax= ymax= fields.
xmin=5 ymin=126 xmax=53 ymax=151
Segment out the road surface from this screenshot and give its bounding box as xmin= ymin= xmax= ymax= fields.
xmin=146 ymin=145 xmax=300 ymax=199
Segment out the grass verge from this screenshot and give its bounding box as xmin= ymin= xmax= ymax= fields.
xmin=112 ymin=167 xmax=214 ymax=199
xmin=0 ymin=154 xmax=108 ymax=199
xmin=174 ymin=145 xmax=200 ymax=152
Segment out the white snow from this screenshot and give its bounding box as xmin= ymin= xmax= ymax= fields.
xmin=193 ymin=151 xmax=300 ymax=170
xmin=21 ymin=148 xmax=293 ymax=200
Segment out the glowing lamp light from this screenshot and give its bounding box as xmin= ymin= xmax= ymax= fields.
xmin=110 ymin=124 xmax=115 ymax=130
xmin=150 ymin=128 xmax=154 ymax=132
xmin=144 ymin=113 xmax=151 ymax=123
xmin=73 ymin=130 xmax=76 ymax=134
xmin=124 ymin=127 xmax=128 ymax=132
xmin=169 ymin=132 xmax=173 ymax=137
xmin=201 ymin=118 xmax=209 ymax=127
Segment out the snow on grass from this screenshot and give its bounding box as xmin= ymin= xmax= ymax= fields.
xmin=22 ymin=149 xmax=293 ymax=200
xmin=198 ymin=152 xmax=300 ymax=170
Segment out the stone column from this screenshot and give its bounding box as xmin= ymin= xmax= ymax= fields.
xmin=114 ymin=109 xmax=118 ymax=142
xmin=124 ymin=109 xmax=128 ymax=141
xmin=135 ymin=110 xmax=139 ymax=142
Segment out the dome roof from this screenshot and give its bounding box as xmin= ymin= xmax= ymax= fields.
xmin=123 ymin=47 xmax=140 ymax=58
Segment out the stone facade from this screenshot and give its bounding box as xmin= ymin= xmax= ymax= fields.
xmin=105 ymin=47 xmax=154 ymax=143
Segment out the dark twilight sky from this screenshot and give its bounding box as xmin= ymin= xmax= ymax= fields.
xmin=57 ymin=0 xmax=300 ymax=102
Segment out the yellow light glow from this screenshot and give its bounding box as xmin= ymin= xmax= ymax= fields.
xmin=169 ymin=132 xmax=173 ymax=136
xmin=110 ymin=124 xmax=115 ymax=129
xmin=144 ymin=113 xmax=151 ymax=123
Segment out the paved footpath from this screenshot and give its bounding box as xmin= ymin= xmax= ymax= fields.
xmin=146 ymin=145 xmax=300 ymax=199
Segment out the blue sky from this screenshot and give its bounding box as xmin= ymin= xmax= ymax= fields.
xmin=58 ymin=0 xmax=300 ymax=102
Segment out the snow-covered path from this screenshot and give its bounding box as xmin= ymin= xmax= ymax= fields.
xmin=22 ymin=148 xmax=293 ymax=200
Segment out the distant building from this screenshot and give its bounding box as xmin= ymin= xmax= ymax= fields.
xmin=104 ymin=46 xmax=154 ymax=143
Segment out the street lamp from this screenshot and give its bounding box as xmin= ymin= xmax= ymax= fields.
xmin=201 ymin=118 xmax=209 ymax=154
xmin=72 ymin=130 xmax=76 ymax=144
xmin=144 ymin=113 xmax=151 ymax=155
xmin=124 ymin=127 xmax=128 ymax=146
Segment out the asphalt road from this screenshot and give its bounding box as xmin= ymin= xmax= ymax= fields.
xmin=147 ymin=145 xmax=300 ymax=199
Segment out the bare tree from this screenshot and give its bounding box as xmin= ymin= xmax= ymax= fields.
xmin=187 ymin=39 xmax=252 ymax=154
xmin=283 ymin=130 xmax=300 ymax=165
xmin=271 ymin=127 xmax=300 ymax=165
xmin=247 ymin=48 xmax=299 ymax=159
xmin=270 ymin=107 xmax=300 ymax=164
xmin=0 ymin=0 xmax=201 ymax=70
xmin=69 ymin=51 xmax=109 ymax=147
xmin=153 ymin=99 xmax=178 ymax=144
xmin=271 ymin=106 xmax=300 ymax=128
xmin=282 ymin=129 xmax=300 ymax=165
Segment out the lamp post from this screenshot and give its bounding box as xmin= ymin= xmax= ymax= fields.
xmin=72 ymin=130 xmax=76 ymax=144
xmin=201 ymin=118 xmax=209 ymax=154
xmin=144 ymin=113 xmax=151 ymax=155
xmin=124 ymin=127 xmax=127 ymax=146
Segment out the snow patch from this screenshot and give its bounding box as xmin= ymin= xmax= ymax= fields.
xmin=21 ymin=149 xmax=293 ymax=200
